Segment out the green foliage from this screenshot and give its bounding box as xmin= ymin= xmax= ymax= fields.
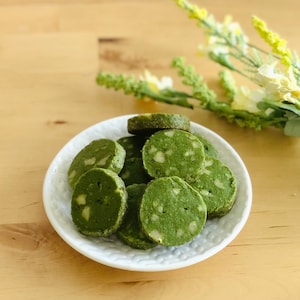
xmin=95 ymin=0 xmax=300 ymax=136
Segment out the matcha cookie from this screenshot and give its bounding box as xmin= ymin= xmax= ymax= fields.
xmin=139 ymin=176 xmax=207 ymax=246
xmin=142 ymin=129 xmax=205 ymax=183
xmin=117 ymin=184 xmax=157 ymax=250
xmin=117 ymin=135 xmax=146 ymax=160
xmin=193 ymin=133 xmax=218 ymax=158
xmin=191 ymin=157 xmax=237 ymax=218
xmin=127 ymin=113 xmax=190 ymax=135
xmin=71 ymin=168 xmax=127 ymax=237
xmin=68 ymin=139 xmax=125 ymax=189
xmin=119 ymin=157 xmax=151 ymax=186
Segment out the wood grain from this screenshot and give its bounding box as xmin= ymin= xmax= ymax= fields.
xmin=0 ymin=0 xmax=300 ymax=299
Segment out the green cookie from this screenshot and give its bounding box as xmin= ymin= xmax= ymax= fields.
xmin=193 ymin=133 xmax=218 ymax=158
xmin=117 ymin=184 xmax=157 ymax=250
xmin=191 ymin=157 xmax=237 ymax=218
xmin=71 ymin=168 xmax=127 ymax=237
xmin=127 ymin=113 xmax=190 ymax=135
xmin=68 ymin=139 xmax=125 ymax=188
xmin=142 ymin=129 xmax=205 ymax=183
xmin=139 ymin=176 xmax=207 ymax=246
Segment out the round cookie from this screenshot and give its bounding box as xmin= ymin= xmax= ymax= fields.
xmin=117 ymin=184 xmax=157 ymax=250
xmin=193 ymin=133 xmax=218 ymax=158
xmin=127 ymin=113 xmax=190 ymax=135
xmin=119 ymin=157 xmax=151 ymax=186
xmin=117 ymin=135 xmax=146 ymax=159
xmin=71 ymin=168 xmax=127 ymax=237
xmin=142 ymin=129 xmax=205 ymax=183
xmin=68 ymin=139 xmax=125 ymax=189
xmin=139 ymin=176 xmax=207 ymax=246
xmin=191 ymin=157 xmax=237 ymax=218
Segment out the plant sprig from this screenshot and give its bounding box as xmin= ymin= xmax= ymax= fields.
xmin=96 ymin=0 xmax=300 ymax=136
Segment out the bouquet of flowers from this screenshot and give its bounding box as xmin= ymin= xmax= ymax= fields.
xmin=96 ymin=0 xmax=300 ymax=136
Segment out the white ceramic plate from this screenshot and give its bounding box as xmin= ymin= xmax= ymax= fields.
xmin=43 ymin=114 xmax=252 ymax=272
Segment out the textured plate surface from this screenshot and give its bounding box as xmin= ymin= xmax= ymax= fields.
xmin=43 ymin=114 xmax=252 ymax=272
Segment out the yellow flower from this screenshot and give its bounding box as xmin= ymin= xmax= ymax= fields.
xmin=189 ymin=6 xmax=207 ymax=21
xmin=280 ymin=56 xmax=291 ymax=67
xmin=252 ymin=16 xmax=291 ymax=67
xmin=252 ymin=16 xmax=267 ymax=34
xmin=176 ymin=0 xmax=184 ymax=6
xmin=175 ymin=0 xmax=207 ymax=22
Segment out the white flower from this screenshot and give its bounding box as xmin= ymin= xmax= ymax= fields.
xmin=198 ymin=15 xmax=248 ymax=57
xmin=231 ymin=86 xmax=264 ymax=113
xmin=140 ymin=70 xmax=173 ymax=92
xmin=198 ymin=36 xmax=229 ymax=56
xmin=255 ymin=62 xmax=300 ymax=104
xmin=222 ymin=15 xmax=247 ymax=43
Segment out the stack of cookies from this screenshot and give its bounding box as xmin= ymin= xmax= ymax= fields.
xmin=68 ymin=113 xmax=237 ymax=249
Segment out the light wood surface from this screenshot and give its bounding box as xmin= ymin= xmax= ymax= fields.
xmin=1 ymin=1 xmax=299 ymax=299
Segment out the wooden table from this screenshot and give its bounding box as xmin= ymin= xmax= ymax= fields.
xmin=1 ymin=0 xmax=299 ymax=299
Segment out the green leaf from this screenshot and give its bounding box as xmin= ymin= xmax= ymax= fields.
xmin=258 ymin=100 xmax=300 ymax=116
xmin=277 ymin=102 xmax=300 ymax=116
xmin=209 ymin=52 xmax=236 ymax=70
xmin=284 ymin=117 xmax=300 ymax=136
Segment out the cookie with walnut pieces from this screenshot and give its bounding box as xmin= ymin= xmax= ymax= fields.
xmin=68 ymin=139 xmax=125 ymax=189
xmin=142 ymin=129 xmax=205 ymax=184
xmin=139 ymin=176 xmax=207 ymax=246
xmin=191 ymin=157 xmax=237 ymax=219
xmin=71 ymin=168 xmax=127 ymax=237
